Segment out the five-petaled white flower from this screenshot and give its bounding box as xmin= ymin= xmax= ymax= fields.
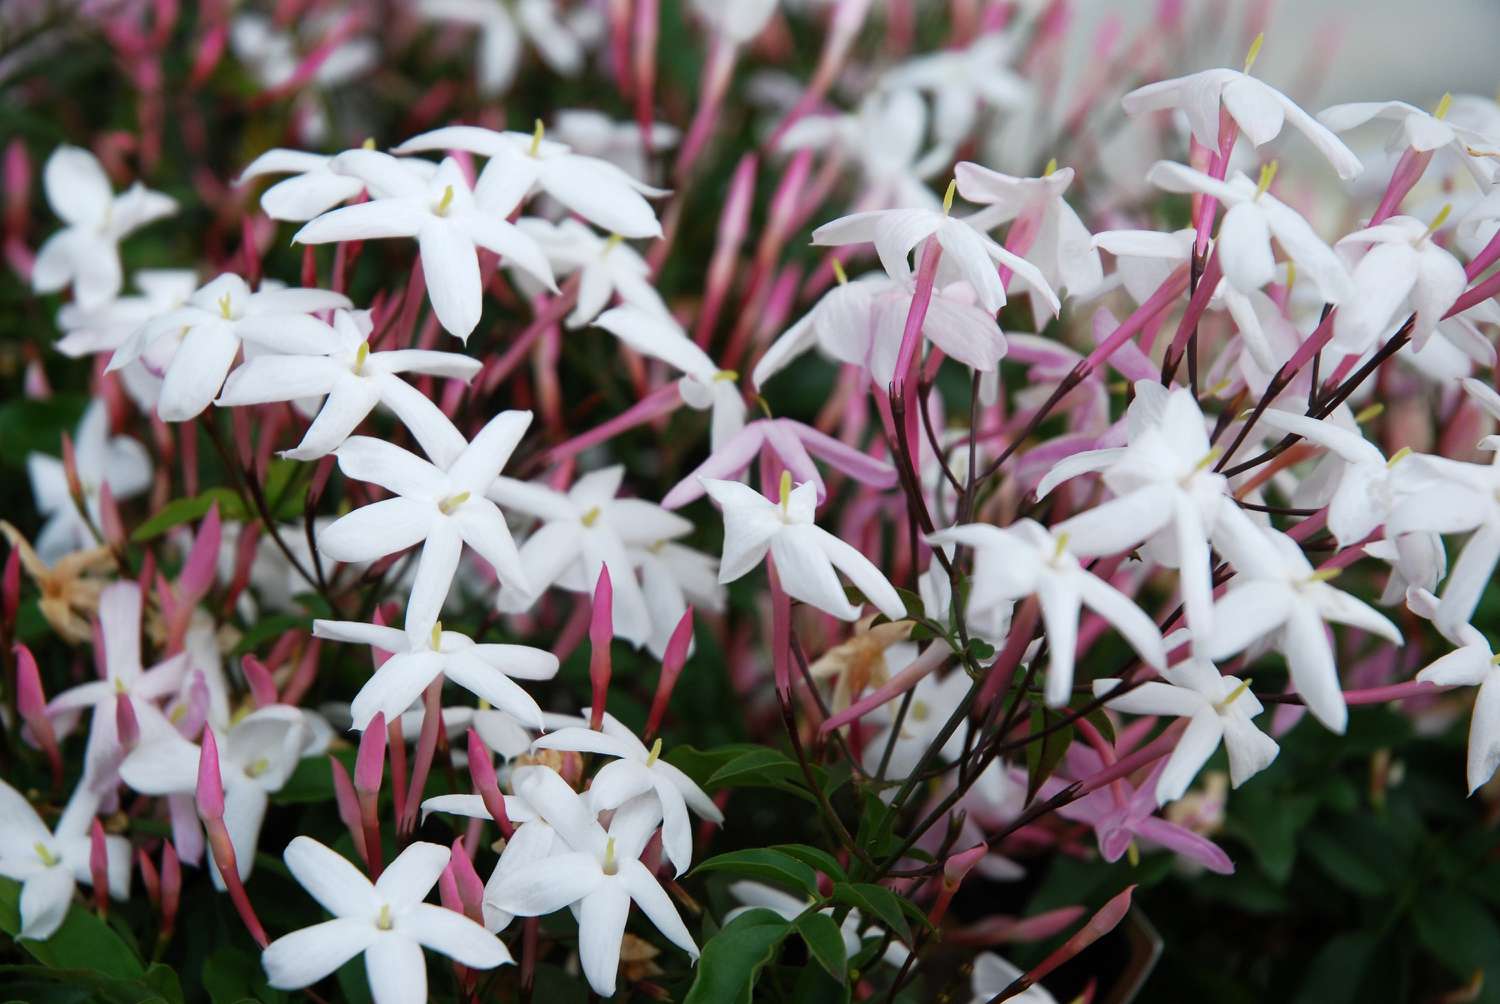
xmin=419 ymin=0 xmax=594 ymax=96
xmin=533 ymin=711 xmax=723 ymax=877
xmin=929 ymin=522 xmax=1166 ymax=708
xmin=216 ymin=307 xmax=482 ymax=460
xmin=1095 ymin=650 xmax=1278 ymax=804
xmin=262 ymin=837 xmax=510 ymax=1002
xmin=318 ymin=410 xmax=534 ymax=638
xmin=0 ymin=781 xmax=129 ymax=941
xmin=107 ymin=273 xmax=351 ymax=421
xmin=33 ymin=146 xmax=177 ymax=308
xmin=704 ymin=475 xmax=905 ymax=623
xmin=1332 ymin=214 xmax=1468 ymax=355
xmin=519 ymin=218 xmax=667 ymax=327
xmin=394 ymin=124 xmax=668 ymax=239
xmin=313 ymin=618 xmax=557 ymax=731
xmin=294 ymin=151 xmax=556 ymax=341
xmin=486 ymin=767 xmax=698 ymax=998
xmin=1388 ymin=450 xmax=1500 ymax=635
xmin=1318 ymin=96 xmax=1500 ymax=185
xmin=26 ymin=401 xmax=151 ymax=563
xmin=1408 ymin=596 xmax=1500 ymax=794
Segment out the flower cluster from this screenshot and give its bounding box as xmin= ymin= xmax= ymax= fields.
xmin=5 ymin=1 xmax=1500 ymax=1001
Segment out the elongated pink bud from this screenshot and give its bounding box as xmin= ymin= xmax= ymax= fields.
xmin=329 ymin=755 xmax=368 ymax=864
xmin=449 ymin=838 xmax=485 ymax=924
xmin=90 ymin=819 xmax=110 ymax=916
xmin=196 ymin=728 xmax=225 ymax=820
xmin=387 ymin=713 xmax=408 ymax=827
xmin=401 ymin=681 xmax=443 ymax=837
xmin=439 ymin=862 xmax=462 ymax=915
xmin=996 ymin=886 xmax=1135 ymax=1001
xmin=467 ymin=729 xmax=513 ymax=837
xmin=930 ymin=843 xmax=988 ymax=925
xmin=97 ymin=482 xmax=124 ymax=549
xmin=356 ymin=712 xmax=386 ymax=877
xmin=138 ymin=848 xmax=161 ymax=909
xmin=15 ymin=644 xmax=62 ymax=788
xmin=115 ymin=693 xmax=140 ymax=751
xmin=180 ymin=502 xmax=221 ymax=604
xmin=632 ymin=0 xmax=659 ymax=149
xmin=588 ymin=567 xmax=614 ymax=731
xmin=694 ymin=155 xmax=757 ymax=345
xmin=645 ymin=607 xmax=694 ymax=741
xmin=241 ymin=654 xmax=277 ymax=708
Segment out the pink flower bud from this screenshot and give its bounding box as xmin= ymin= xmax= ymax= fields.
xmin=449 ymin=838 xmax=485 ymax=924
xmin=588 ymin=566 xmax=614 ymax=731
xmin=137 ymin=848 xmax=160 ymax=909
xmin=115 ymin=693 xmax=140 ymax=750
xmin=467 ymin=729 xmax=513 ymax=837
xmin=89 ymin=819 xmax=110 ymax=916
xmin=160 ymin=841 xmax=181 ymax=941
xmin=196 ymin=728 xmax=225 ymax=820
xmin=329 ymin=755 xmax=367 ymax=864
xmin=179 ymin=502 xmax=221 ymax=606
xmin=645 ymin=607 xmax=693 ymax=741
xmin=356 ymin=711 xmax=387 ymax=795
xmin=241 ymin=654 xmax=277 ymax=708
xmin=97 ymin=482 xmax=125 ymax=549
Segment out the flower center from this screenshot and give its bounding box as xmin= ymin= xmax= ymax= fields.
xmin=438 ymin=491 xmax=470 ymax=515
xmin=34 ymin=842 xmax=59 ymax=867
xmin=1387 ymin=446 xmax=1412 ymax=469
xmin=528 ymin=119 xmax=545 ymax=158
xmin=217 ymin=293 xmax=235 ymax=320
xmin=1434 ymin=92 xmax=1453 ymax=120
xmin=778 ymin=471 xmax=793 ymax=517
xmin=1215 ymin=677 xmax=1253 ymax=713
xmin=604 ymin=233 xmax=624 ymax=255
xmin=353 ymin=342 xmax=369 ymax=376
xmin=942 ymin=178 xmax=957 ymax=216
xmin=376 ymin=904 xmax=394 ymax=931
xmin=712 ymin=369 xmax=738 ymax=383
xmin=430 ymin=621 xmax=443 ymax=650
xmin=1423 ymin=204 xmax=1452 ymax=242
xmin=581 ymin=506 xmax=601 ymax=527
xmin=1242 ymin=32 xmax=1264 ymax=74
xmin=602 ymin=837 xmax=618 ymax=876
xmin=1303 ymin=568 xmax=1342 ymax=586
xmin=832 ymin=259 xmax=849 ymax=286
xmin=646 ymin=737 xmax=662 ymax=767
xmin=434 ymin=185 xmax=455 ymax=217
xmin=1051 ymin=532 xmax=1071 ymax=564
xmin=910 ymin=700 xmax=930 ymax=722
xmin=245 ymin=757 xmax=270 ymax=778
xmin=1254 ymin=161 xmax=1279 ymax=200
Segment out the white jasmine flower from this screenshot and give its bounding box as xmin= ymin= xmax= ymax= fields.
xmin=860 ymin=664 xmax=971 ymax=784
xmin=33 ymin=145 xmax=177 ymax=308
xmin=294 ymin=151 xmax=556 ymax=341
xmin=703 ymin=475 xmax=905 ymax=623
xmin=486 ymin=768 xmax=697 ymax=998
xmin=0 ymin=782 xmax=128 ymax=940
xmin=237 ymin=150 xmax=365 ymax=222
xmin=26 ymin=401 xmax=151 ymax=563
xmin=779 ymin=89 xmax=946 ymax=212
xmin=928 ymin=521 xmax=1166 ymax=707
xmin=691 ymin=0 xmax=777 ymax=43
xmin=490 ymin=465 xmax=691 ymax=648
xmin=216 ymin=307 xmax=482 ymax=460
xmin=55 ymin=269 xmax=198 ymax=359
xmin=1318 ymin=97 xmax=1500 ymax=185
xmin=518 ymin=218 xmax=667 ymax=326
xmin=882 ymin=33 xmax=1030 ymax=148
xmin=968 ymin=952 xmax=1057 ymax=1004
xmin=1208 ymin=510 xmax=1401 ymax=733
xmin=312 ymin=618 xmax=557 ymax=731
xmin=630 ymin=540 xmax=725 ymax=658
xmin=1388 ymin=451 xmax=1500 ymax=634
xmin=319 ymin=409 xmax=534 ymax=638
xmin=420 ymin=0 xmax=593 ymax=96
xmin=533 ymin=711 xmax=723 ymax=877
xmin=107 ymin=273 xmax=351 ymax=421
xmin=1095 ymin=654 xmax=1278 ymax=804
xmin=394 ymin=124 xmax=668 ymax=239
xmin=594 ymin=306 xmax=746 ymax=449
xmin=263 ymin=837 xmax=510 ymax=1001
xmin=1410 ymin=609 xmax=1500 ymax=794
xmin=725 ymin=880 xmax=908 ymax=968
xmin=1333 ymin=214 xmax=1468 ymax=355
xmin=1123 ymin=64 xmax=1363 ymax=179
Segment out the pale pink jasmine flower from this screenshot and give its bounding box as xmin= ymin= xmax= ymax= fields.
xmin=1123 ymin=62 xmax=1363 ymax=180
xmin=489 ymin=465 xmax=692 ymax=648
xmin=1388 ymin=450 xmax=1500 ymax=634
xmin=318 ymin=409 xmax=534 ymax=639
xmin=293 ymin=151 xmax=556 ymax=341
xmin=312 ymin=618 xmax=556 ymax=731
xmin=32 ymin=145 xmax=177 ymax=308
xmin=107 ymin=272 xmax=351 ymax=421
xmin=26 ymin=401 xmax=151 ymax=563
xmin=394 ymin=124 xmax=668 ymax=239
xmin=263 ymin=836 xmax=510 ymax=1001
xmin=532 ymin=710 xmax=723 ymax=877
xmin=486 ymin=767 xmax=698 ymax=998
xmin=517 ymin=218 xmax=667 ymax=327
xmin=1407 ymin=592 xmax=1500 ymax=793
xmin=1318 ymin=96 xmax=1500 ymax=187
xmin=0 ymin=780 xmax=129 ymax=940
xmin=704 ymin=475 xmax=905 ymax=623
xmin=929 ymin=522 xmax=1166 ymax=707
xmin=594 ymin=306 xmax=746 ymax=449
xmin=216 ymin=307 xmax=482 ymax=460
xmin=662 ymin=417 xmax=897 ymax=510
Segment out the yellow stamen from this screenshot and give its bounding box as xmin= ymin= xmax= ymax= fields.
xmin=376 ymin=904 xmax=394 ymax=930
xmin=34 ymin=842 xmax=59 ymax=867
xmin=438 ymin=491 xmax=470 ymax=515
xmin=1194 ymin=446 xmax=1223 ymax=474
xmin=910 ymin=700 xmax=930 ymax=723
xmin=1306 ymin=568 xmax=1342 ymax=584
xmin=779 ymin=470 xmax=793 ymax=514
xmin=528 ymin=119 xmax=545 ymax=158
xmin=831 ymin=259 xmax=849 ymax=286
xmin=1043 ymin=157 xmax=1058 ymax=177
xmin=1217 ymin=677 xmax=1253 ymax=712
xmin=1434 ymin=92 xmax=1453 ymax=121
xmin=353 ymin=341 xmax=369 ymax=375
xmin=1255 ymin=160 xmax=1279 ymax=199
xmin=169 ymin=703 xmax=187 ymax=724
xmin=431 ymin=621 xmax=443 ymax=649
xmin=1284 ymin=260 xmax=1297 ymax=297
xmin=1126 ymin=839 xmax=1140 ymax=867
xmin=1387 ymin=446 xmax=1412 ymax=468
xmin=246 ymin=757 xmax=270 ymax=778
xmin=602 ymin=836 xmax=618 ymax=875
xmin=217 ymin=292 xmax=234 ymax=319
xmin=942 ymin=178 xmax=957 ymax=216
xmin=1053 ymin=532 xmax=1070 ymax=561
xmin=713 ymin=369 xmax=738 ymax=383
xmin=1354 ymin=402 xmax=1385 ymax=424
xmin=1425 ymin=203 xmax=1452 ymax=239
xmin=1205 ymin=377 xmax=1233 ymax=398
xmin=604 ymin=233 xmax=624 ymax=253
xmin=1243 ymin=32 xmax=1264 ymax=74
xmin=435 ymin=184 xmax=455 ymax=216
xmin=362 ymin=137 xmax=376 ymax=150
xmin=646 ymin=737 xmax=662 ymax=767
xmin=755 ymin=394 xmax=773 ymax=419
xmin=1492 ymin=651 xmax=1500 ymax=666
xmin=581 ymin=506 xmax=601 ymax=527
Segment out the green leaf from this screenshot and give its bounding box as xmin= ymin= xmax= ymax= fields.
xmin=666 ymin=744 xmax=772 ymax=789
xmin=202 ymin=947 xmax=288 ymax=1004
xmin=771 ymin=844 xmax=847 ymax=883
xmin=1301 ymin=829 xmax=1391 ymax=898
xmin=132 ymin=489 xmax=246 ymax=542
xmin=704 ymin=747 xmax=825 ymax=801
xmin=683 ymin=908 xmax=791 ymax=1004
xmin=231 ymin=613 xmax=313 ymax=656
xmin=0 ymin=878 xmax=144 ymax=979
xmin=830 ymin=883 xmax=911 ymax=944
xmin=1024 ymin=705 xmax=1074 ymax=803
xmin=694 ymin=848 xmax=820 ymax=896
xmin=0 ymin=964 xmax=179 ymax=1004
xmin=1292 ymin=932 xmax=1380 ymax=1004
xmin=0 ymin=394 xmax=86 ymax=469
xmin=1413 ymin=889 xmax=1500 ymax=978
xmin=794 ymin=912 xmax=848 ymax=983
